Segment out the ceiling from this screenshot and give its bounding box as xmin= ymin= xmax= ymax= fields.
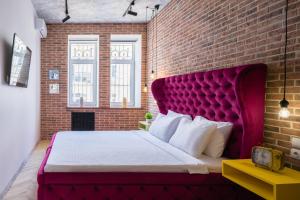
xmin=31 ymin=0 xmax=171 ymax=24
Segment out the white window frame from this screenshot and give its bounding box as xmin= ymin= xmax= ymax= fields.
xmin=67 ymin=35 xmax=99 ymax=108
xmin=110 ymin=34 xmax=142 ymax=108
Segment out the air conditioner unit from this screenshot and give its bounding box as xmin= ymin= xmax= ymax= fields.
xmin=35 ymin=18 xmax=47 ymax=38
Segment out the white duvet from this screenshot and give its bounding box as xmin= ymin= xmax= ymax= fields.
xmin=45 ymin=130 xmax=225 ymax=174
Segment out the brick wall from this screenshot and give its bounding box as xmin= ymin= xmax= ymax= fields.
xmin=147 ymin=0 xmax=300 ymax=169
xmin=41 ymin=24 xmax=147 ymax=139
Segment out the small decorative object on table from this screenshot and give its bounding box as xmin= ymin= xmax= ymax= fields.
xmin=122 ymin=97 xmax=128 ymax=108
xmin=251 ymin=146 xmax=284 ymax=171
xmin=138 ymin=121 xmax=151 ymax=131
xmin=144 ymin=112 xmax=153 ymax=123
xmin=80 ymin=97 xmax=84 ymax=107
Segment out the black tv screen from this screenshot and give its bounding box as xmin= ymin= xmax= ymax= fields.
xmin=8 ymin=34 xmax=32 ymax=88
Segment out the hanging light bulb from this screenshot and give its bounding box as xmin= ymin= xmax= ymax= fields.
xmin=279 ymin=107 xmax=290 ymax=118
xmin=279 ymin=99 xmax=290 ymax=118
xmin=143 ymin=83 xmax=148 ymax=93
xmin=150 ymin=70 xmax=155 ymax=80
xmin=279 ymin=0 xmax=290 ymax=119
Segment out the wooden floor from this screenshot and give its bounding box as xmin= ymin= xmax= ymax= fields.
xmin=3 ymin=141 xmax=49 ymax=200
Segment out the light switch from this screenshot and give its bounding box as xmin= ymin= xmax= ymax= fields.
xmin=291 ymin=137 xmax=300 ymax=149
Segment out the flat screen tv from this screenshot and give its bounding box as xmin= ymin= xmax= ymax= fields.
xmin=7 ymin=33 xmax=32 ymax=88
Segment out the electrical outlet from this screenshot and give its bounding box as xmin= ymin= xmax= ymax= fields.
xmin=291 ymin=137 xmax=300 ymax=149
xmin=290 ymin=148 xmax=300 ymax=160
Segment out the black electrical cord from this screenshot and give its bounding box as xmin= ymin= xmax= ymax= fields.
xmin=155 ymin=8 xmax=158 ymax=79
xmin=147 ymin=5 xmax=160 ymax=79
xmin=65 ymin=0 xmax=68 ymax=15
xmin=280 ymin=0 xmax=289 ymax=109
xmin=151 ymin=9 xmax=155 ymax=76
xmin=143 ymin=7 xmax=149 ymax=91
xmin=283 ymin=0 xmax=288 ymax=100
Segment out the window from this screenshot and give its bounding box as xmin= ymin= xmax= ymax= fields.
xmin=110 ymin=42 xmax=135 ymax=107
xmin=110 ymin=35 xmax=141 ymax=108
xmin=68 ymin=35 xmax=99 ymax=107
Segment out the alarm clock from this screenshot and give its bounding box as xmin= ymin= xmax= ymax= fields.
xmin=251 ymin=146 xmax=284 ymax=171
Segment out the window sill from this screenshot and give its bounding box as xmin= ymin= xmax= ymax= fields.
xmin=67 ymin=106 xmax=99 ymax=109
xmin=110 ymin=107 xmax=142 ymax=110
xmin=66 ymin=107 xmax=145 ymax=111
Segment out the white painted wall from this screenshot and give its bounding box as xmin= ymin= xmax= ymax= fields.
xmin=0 ymin=0 xmax=40 ymax=196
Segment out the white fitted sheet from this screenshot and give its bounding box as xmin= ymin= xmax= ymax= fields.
xmin=44 ymin=130 xmax=226 ymax=174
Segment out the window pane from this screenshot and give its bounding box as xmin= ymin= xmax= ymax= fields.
xmin=110 ymin=63 xmax=131 ymax=103
xmin=71 ymin=43 xmax=95 ymax=60
xmin=71 ymin=64 xmax=94 ymax=104
xmin=111 ymin=43 xmax=133 ymax=60
xmin=110 ymin=41 xmax=135 ymax=107
xmin=68 ymin=37 xmax=98 ymax=107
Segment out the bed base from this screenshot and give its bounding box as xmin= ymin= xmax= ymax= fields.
xmin=38 ymin=137 xmax=261 ymax=200
xmin=38 ymin=183 xmax=260 ymax=200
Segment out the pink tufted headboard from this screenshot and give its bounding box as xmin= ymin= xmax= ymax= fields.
xmin=151 ymin=64 xmax=267 ymax=159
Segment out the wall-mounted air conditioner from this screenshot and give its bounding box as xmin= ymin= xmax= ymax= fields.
xmin=35 ymin=18 xmax=47 ymax=38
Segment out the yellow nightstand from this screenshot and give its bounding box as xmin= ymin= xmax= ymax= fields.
xmin=138 ymin=121 xmax=151 ymax=131
xmin=222 ymin=159 xmax=300 ymax=200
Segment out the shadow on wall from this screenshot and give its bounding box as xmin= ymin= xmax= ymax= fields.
xmin=0 ymin=36 xmax=12 ymax=85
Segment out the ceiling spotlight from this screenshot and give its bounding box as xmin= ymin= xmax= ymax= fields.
xmin=154 ymin=4 xmax=160 ymax=11
xmin=127 ymin=10 xmax=138 ymax=16
xmin=62 ymin=15 xmax=70 ymax=23
xmin=123 ymin=0 xmax=138 ymax=17
xmin=62 ymin=0 xmax=71 ymax=23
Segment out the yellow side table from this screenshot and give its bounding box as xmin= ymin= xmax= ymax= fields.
xmin=138 ymin=121 xmax=151 ymax=131
xmin=222 ymin=159 xmax=300 ymax=200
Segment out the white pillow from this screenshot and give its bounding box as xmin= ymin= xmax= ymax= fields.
xmin=149 ymin=113 xmax=182 ymax=142
xmin=169 ymin=118 xmax=217 ymax=158
xmin=167 ymin=110 xmax=192 ymax=120
xmin=195 ymin=116 xmax=233 ymax=158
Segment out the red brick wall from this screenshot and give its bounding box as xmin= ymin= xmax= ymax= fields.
xmin=147 ymin=0 xmax=300 ymax=169
xmin=41 ymin=24 xmax=147 ymax=139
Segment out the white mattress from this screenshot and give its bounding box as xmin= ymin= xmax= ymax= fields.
xmin=45 ymin=130 xmax=225 ymax=174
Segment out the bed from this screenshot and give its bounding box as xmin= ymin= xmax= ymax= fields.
xmin=38 ymin=63 xmax=267 ymax=200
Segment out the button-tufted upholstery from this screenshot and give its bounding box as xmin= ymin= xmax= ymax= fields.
xmin=152 ymin=64 xmax=267 ymax=158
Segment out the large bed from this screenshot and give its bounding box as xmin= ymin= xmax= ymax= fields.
xmin=38 ymin=63 xmax=267 ymax=200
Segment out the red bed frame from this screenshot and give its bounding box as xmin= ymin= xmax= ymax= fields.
xmin=38 ymin=64 xmax=267 ymax=200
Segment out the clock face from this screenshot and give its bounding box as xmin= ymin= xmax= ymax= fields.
xmin=253 ymin=148 xmax=272 ymax=167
